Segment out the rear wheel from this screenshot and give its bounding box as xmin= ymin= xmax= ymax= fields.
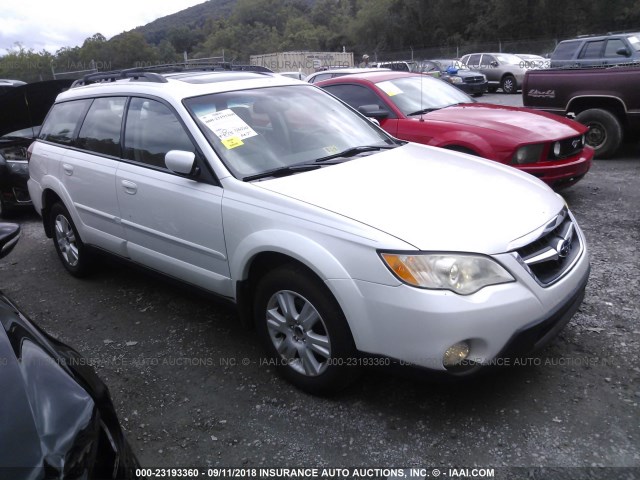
xmin=254 ymin=264 xmax=359 ymax=394
xmin=501 ymin=74 xmax=518 ymax=94
xmin=49 ymin=202 xmax=92 ymax=277
xmin=575 ymin=108 xmax=623 ymax=159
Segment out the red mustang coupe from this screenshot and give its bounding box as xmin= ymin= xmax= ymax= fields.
xmin=317 ymin=71 xmax=593 ymax=189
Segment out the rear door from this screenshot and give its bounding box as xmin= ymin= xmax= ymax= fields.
xmin=115 ymin=96 xmax=231 ymax=295
xmin=576 ymin=40 xmax=605 ymax=67
xmin=39 ymin=97 xmax=126 ymax=253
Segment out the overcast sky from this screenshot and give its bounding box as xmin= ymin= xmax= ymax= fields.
xmin=0 ymin=0 xmax=207 ymax=55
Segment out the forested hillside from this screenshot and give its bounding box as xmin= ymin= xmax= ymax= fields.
xmin=2 ymin=0 xmax=639 ymax=81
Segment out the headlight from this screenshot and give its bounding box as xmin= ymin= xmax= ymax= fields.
xmin=449 ymin=76 xmax=463 ymax=84
xmin=380 ymin=252 xmax=514 ymax=295
xmin=512 ymin=144 xmax=544 ymax=165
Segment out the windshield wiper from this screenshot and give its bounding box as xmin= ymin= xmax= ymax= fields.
xmin=408 ymin=107 xmax=442 ymax=116
xmin=314 ymin=144 xmax=399 ymax=163
xmin=243 ymin=163 xmax=323 ymax=182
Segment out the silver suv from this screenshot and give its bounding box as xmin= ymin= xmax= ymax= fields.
xmin=459 ymin=53 xmax=528 ymax=94
xmin=28 ymin=68 xmax=589 ymax=393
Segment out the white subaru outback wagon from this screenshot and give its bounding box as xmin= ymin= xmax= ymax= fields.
xmin=28 ymin=69 xmax=589 ymax=393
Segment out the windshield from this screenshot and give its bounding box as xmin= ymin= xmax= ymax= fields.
xmin=374 ymin=75 xmax=473 ymax=116
xmin=495 ymin=54 xmax=525 ymax=64
xmin=628 ymin=36 xmax=640 ymax=51
xmin=184 ymin=85 xmax=394 ymax=179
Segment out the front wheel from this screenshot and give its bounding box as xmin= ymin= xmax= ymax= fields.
xmin=575 ymin=108 xmax=623 ymax=159
xmin=49 ymin=202 xmax=92 ymax=277
xmin=254 ymin=265 xmax=359 ymax=394
xmin=501 ymin=75 xmax=518 ymax=94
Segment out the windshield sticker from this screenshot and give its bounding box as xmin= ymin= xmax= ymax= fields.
xmin=323 ymin=145 xmax=340 ymax=155
xmin=377 ymin=81 xmax=404 ymax=97
xmin=198 ymin=109 xmax=258 ymax=149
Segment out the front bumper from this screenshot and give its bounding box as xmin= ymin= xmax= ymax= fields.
xmin=328 ymin=239 xmax=590 ymax=372
xmin=517 ymin=146 xmax=594 ymax=189
xmin=457 ymin=81 xmax=488 ymax=95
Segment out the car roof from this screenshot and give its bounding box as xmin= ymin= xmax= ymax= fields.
xmin=309 ymin=68 xmax=385 ymax=76
xmin=56 ymin=70 xmax=304 ymax=104
xmin=560 ymin=32 xmax=640 ymax=42
xmin=317 ymin=71 xmax=422 ymax=85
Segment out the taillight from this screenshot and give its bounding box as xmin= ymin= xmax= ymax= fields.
xmin=27 ymin=142 xmax=34 ymax=161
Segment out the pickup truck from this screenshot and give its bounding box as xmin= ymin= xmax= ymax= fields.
xmin=522 ymin=65 xmax=640 ymax=158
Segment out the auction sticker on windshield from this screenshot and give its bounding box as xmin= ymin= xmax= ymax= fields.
xmin=377 ymin=81 xmax=403 ymax=97
xmin=199 ymin=109 xmax=258 ymax=149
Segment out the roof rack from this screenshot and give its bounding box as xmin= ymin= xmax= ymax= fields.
xmin=70 ymin=62 xmax=274 ymax=88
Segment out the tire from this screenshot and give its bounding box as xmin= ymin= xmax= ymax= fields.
xmin=501 ymin=74 xmax=518 ymax=94
xmin=49 ymin=202 xmax=92 ymax=277
xmin=254 ymin=264 xmax=359 ymax=394
xmin=575 ymin=108 xmax=623 ymax=159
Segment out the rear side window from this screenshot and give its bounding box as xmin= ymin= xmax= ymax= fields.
xmin=76 ymin=97 xmax=126 ymax=157
xmin=579 ymin=40 xmax=604 ymax=59
xmin=124 ymin=97 xmax=195 ymax=169
xmin=551 ymin=41 xmax=581 ymax=59
xmin=39 ymin=100 xmax=91 ymax=145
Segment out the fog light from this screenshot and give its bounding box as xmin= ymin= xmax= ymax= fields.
xmin=443 ymin=342 xmax=470 ymax=367
xmin=553 ymin=141 xmax=561 ymax=157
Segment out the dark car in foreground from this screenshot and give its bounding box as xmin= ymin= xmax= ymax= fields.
xmin=0 ymin=223 xmax=140 ymax=478
xmin=418 ymin=59 xmax=487 ymax=96
xmin=0 ymin=80 xmax=72 ymax=217
xmin=318 ymin=71 xmax=593 ymax=189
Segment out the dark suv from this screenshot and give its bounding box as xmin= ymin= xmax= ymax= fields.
xmin=550 ymin=32 xmax=640 ymax=68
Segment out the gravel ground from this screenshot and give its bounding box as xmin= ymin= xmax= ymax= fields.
xmin=1 ymin=93 xmax=639 ymax=479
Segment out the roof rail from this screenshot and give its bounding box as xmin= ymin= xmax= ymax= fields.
xmin=71 ymin=69 xmax=168 ymax=88
xmin=70 ymin=62 xmax=275 ymax=88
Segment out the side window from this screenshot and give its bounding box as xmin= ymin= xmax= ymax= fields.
xmin=76 ymin=97 xmax=126 ymax=157
xmin=551 ymin=41 xmax=581 ymax=59
xmin=579 ymin=40 xmax=604 ymax=59
xmin=39 ymin=99 xmax=91 ymax=146
xmin=604 ymin=39 xmax=627 ymax=57
xmin=124 ymin=98 xmax=195 ymax=169
xmin=480 ymin=55 xmax=496 ymax=67
xmin=322 ymin=84 xmax=391 ymax=114
xmin=466 ymin=54 xmax=482 ymax=67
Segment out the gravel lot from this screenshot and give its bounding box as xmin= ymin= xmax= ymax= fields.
xmin=1 ymin=93 xmax=639 ymax=479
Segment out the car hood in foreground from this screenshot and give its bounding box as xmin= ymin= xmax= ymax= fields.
xmin=423 ymin=103 xmax=586 ymax=142
xmin=256 ymin=143 xmax=564 ymax=254
xmin=0 ymin=293 xmax=139 ymax=478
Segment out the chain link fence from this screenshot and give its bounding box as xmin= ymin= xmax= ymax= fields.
xmin=372 ymin=37 xmax=560 ymax=62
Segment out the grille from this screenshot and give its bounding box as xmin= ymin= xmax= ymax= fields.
xmin=548 ymin=135 xmax=584 ymax=160
xmin=464 ymin=76 xmax=485 ymax=84
xmin=514 ymin=207 xmax=582 ymax=286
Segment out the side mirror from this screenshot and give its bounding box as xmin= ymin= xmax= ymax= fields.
xmin=490 ymin=61 xmax=499 ymax=67
xmin=616 ymin=47 xmax=631 ymax=57
xmin=165 ymin=150 xmax=197 ymax=176
xmin=0 ymin=223 xmax=20 ymax=260
xmin=357 ymin=104 xmax=389 ymax=120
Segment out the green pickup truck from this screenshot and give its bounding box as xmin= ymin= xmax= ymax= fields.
xmin=522 ymin=65 xmax=640 ymax=158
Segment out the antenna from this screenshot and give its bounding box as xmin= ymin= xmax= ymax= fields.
xmin=419 ymin=73 xmax=425 ymax=122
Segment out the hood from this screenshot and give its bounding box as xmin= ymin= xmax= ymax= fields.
xmin=425 ymin=103 xmax=586 ymax=142
xmin=256 ymin=143 xmax=564 ymax=254
xmin=0 ymin=80 xmax=73 ymax=137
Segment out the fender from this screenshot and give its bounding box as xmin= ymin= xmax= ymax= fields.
xmin=230 ymin=229 xmax=352 ymax=292
xmin=434 ymin=130 xmax=496 ymax=160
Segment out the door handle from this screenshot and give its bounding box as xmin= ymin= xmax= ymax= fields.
xmin=121 ymin=180 xmax=137 ymax=195
xmin=63 ymin=164 xmax=73 ymax=176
